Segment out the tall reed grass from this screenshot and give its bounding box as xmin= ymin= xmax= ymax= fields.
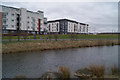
xmin=89 ymin=64 xmax=105 ymax=78
xmin=13 ymin=75 xmax=27 ymax=80
xmin=111 ymin=64 xmax=119 ymax=76
xmin=58 ymin=66 xmax=70 ymax=80
xmin=2 ymin=40 xmax=119 ymax=54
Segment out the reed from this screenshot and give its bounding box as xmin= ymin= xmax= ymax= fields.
xmin=2 ymin=40 xmax=119 ymax=54
xmin=89 ymin=64 xmax=105 ymax=78
xmin=58 ymin=66 xmax=70 ymax=79
xmin=111 ymin=64 xmax=119 ymax=76
xmin=13 ymin=75 xmax=27 ymax=80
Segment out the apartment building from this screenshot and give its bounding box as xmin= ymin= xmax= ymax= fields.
xmin=1 ymin=5 xmax=89 ymax=35
xmin=0 ymin=12 xmax=2 ymax=30
xmin=47 ymin=19 xmax=89 ymax=34
xmin=1 ymin=5 xmax=47 ymax=34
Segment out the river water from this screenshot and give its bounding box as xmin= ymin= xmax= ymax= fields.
xmin=2 ymin=45 xmax=119 ymax=78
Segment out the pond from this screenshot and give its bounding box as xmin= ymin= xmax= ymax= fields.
xmin=2 ymin=45 xmax=119 ymax=78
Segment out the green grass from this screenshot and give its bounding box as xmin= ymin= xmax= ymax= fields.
xmin=2 ymin=39 xmax=43 ymax=44
xmin=2 ymin=34 xmax=118 ymax=40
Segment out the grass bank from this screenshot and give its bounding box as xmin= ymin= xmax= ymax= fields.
xmin=2 ymin=34 xmax=118 ymax=40
xmin=2 ymin=39 xmax=119 ymax=54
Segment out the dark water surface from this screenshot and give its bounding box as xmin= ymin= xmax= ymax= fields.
xmin=2 ymin=45 xmax=118 ymax=78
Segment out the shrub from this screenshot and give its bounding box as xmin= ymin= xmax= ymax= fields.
xmin=89 ymin=64 xmax=105 ymax=78
xmin=111 ymin=64 xmax=119 ymax=76
xmin=58 ymin=66 xmax=70 ymax=80
xmin=13 ymin=75 xmax=27 ymax=80
xmin=53 ymin=33 xmax=59 ymax=41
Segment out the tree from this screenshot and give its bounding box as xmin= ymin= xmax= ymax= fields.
xmin=54 ymin=33 xmax=59 ymax=41
xmin=16 ymin=30 xmax=21 ymax=41
xmin=48 ymin=32 xmax=52 ymax=41
xmin=21 ymin=31 xmax=29 ymax=41
xmin=69 ymin=33 xmax=74 ymax=41
xmin=8 ymin=31 xmax=13 ymax=42
xmin=69 ymin=33 xmax=78 ymax=41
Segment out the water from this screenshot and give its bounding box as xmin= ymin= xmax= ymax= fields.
xmin=2 ymin=45 xmax=118 ymax=78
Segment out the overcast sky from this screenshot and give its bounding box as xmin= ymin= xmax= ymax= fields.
xmin=1 ymin=2 xmax=118 ymax=33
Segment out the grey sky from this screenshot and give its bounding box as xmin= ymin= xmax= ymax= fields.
xmin=1 ymin=2 xmax=118 ymax=33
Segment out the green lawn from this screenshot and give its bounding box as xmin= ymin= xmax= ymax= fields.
xmin=2 ymin=34 xmax=118 ymax=40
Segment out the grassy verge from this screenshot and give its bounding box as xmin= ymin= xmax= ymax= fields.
xmin=2 ymin=39 xmax=119 ymax=54
xmin=2 ymin=34 xmax=119 ymax=40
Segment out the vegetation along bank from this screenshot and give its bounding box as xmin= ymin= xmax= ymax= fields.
xmin=2 ymin=39 xmax=119 ymax=54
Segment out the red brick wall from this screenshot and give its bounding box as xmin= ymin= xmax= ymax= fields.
xmin=38 ymin=19 xmax=41 ymax=32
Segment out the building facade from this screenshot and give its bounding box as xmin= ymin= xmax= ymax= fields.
xmin=1 ymin=5 xmax=89 ymax=35
xmin=1 ymin=5 xmax=47 ymax=34
xmin=47 ymin=19 xmax=89 ymax=34
xmin=0 ymin=12 xmax=2 ymax=30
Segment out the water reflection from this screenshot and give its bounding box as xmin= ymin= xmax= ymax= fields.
xmin=2 ymin=45 xmax=118 ymax=78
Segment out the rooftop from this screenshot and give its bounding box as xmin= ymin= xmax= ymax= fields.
xmin=1 ymin=5 xmax=43 ymax=14
xmin=48 ymin=19 xmax=88 ymax=25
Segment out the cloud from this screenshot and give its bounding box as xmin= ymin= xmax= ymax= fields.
xmin=0 ymin=0 xmax=119 ymax=2
xmin=1 ymin=2 xmax=118 ymax=32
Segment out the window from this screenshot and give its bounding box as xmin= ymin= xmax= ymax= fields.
xmin=83 ymin=27 xmax=85 ymax=32
xmin=48 ymin=24 xmax=50 ymax=31
xmin=33 ymin=23 xmax=35 ymax=26
xmin=32 ymin=17 xmax=35 ymax=22
xmin=2 ymin=19 xmax=7 ymax=24
xmin=56 ymin=23 xmax=58 ymax=31
xmin=12 ymin=13 xmax=14 ymax=16
xmin=56 ymin=23 xmax=58 ymax=27
xmin=27 ymin=26 xmax=29 ymax=29
xmin=19 ymin=23 xmax=21 ymax=26
xmin=80 ymin=26 xmax=81 ymax=31
xmin=11 ymin=19 xmax=14 ymax=22
xmin=33 ymin=28 xmax=35 ymax=31
xmin=2 ymin=25 xmax=7 ymax=29
xmin=2 ymin=12 xmax=8 ymax=18
xmin=28 ymin=16 xmax=29 ymax=18
xmin=11 ymin=25 xmax=14 ymax=28
xmin=27 ymin=21 xmax=29 ymax=23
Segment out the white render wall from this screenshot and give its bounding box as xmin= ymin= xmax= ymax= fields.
xmin=26 ymin=11 xmax=45 ymax=31
xmin=68 ymin=22 xmax=88 ymax=33
xmin=2 ymin=5 xmax=46 ymax=32
xmin=21 ymin=9 xmax=44 ymax=31
xmin=0 ymin=5 xmax=2 ymax=12
xmin=48 ymin=21 xmax=88 ymax=34
xmin=2 ymin=6 xmax=20 ymax=30
xmin=68 ymin=22 xmax=75 ymax=32
xmin=2 ymin=5 xmax=88 ymax=34
xmin=20 ymin=8 xmax=27 ymax=30
xmin=47 ymin=22 xmax=59 ymax=32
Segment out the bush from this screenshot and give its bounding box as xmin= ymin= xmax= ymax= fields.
xmin=111 ymin=64 xmax=119 ymax=76
xmin=89 ymin=64 xmax=105 ymax=78
xmin=13 ymin=75 xmax=27 ymax=80
xmin=58 ymin=66 xmax=70 ymax=79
